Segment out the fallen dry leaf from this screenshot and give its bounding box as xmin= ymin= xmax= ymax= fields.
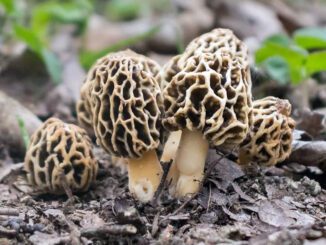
xmin=288 ymin=140 xmax=326 ymax=171
xmin=295 ymin=109 xmax=326 ymax=139
xmin=258 ymin=200 xmax=294 ymax=227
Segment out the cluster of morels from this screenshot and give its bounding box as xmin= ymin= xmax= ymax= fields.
xmin=24 ymin=28 xmax=295 ymax=203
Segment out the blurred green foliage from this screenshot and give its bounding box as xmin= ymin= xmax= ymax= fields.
xmin=106 ymin=0 xmax=142 ymax=21
xmin=0 ymin=0 xmax=92 ymax=84
xmin=80 ymin=25 xmax=161 ymax=69
xmin=16 ymin=116 xmax=30 ymax=149
xmin=255 ymin=27 xmax=326 ymax=85
xmin=105 ymin=0 xmax=171 ymax=21
xmin=0 ymin=0 xmax=171 ymax=82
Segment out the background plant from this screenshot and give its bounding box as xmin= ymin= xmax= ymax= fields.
xmin=255 ymin=27 xmax=326 ymax=85
xmin=0 ymin=0 xmax=92 ymax=84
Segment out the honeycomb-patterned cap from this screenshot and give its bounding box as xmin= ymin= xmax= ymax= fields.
xmin=88 ymin=50 xmax=163 ymax=158
xmin=77 ymin=49 xmax=161 ymax=133
xmin=163 ymin=28 xmax=252 ymax=147
xmin=24 ymin=118 xmax=98 ymax=194
xmin=239 ymin=97 xmax=295 ymax=167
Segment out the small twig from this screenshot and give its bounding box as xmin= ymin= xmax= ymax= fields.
xmin=81 ymin=224 xmax=137 ymax=238
xmin=151 ymin=212 xmax=160 ymax=237
xmin=152 ymin=160 xmax=173 ymax=205
xmin=171 ymin=195 xmax=196 ymax=216
xmin=0 ymin=163 xmax=24 ymax=183
xmin=0 ymin=226 xmax=17 ymax=237
xmin=59 ymin=172 xmax=79 ymax=207
xmin=0 ymin=208 xmax=19 ymax=216
xmin=207 ymin=183 xmax=212 ymax=212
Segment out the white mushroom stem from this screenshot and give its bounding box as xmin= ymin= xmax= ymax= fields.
xmin=174 ymin=129 xmax=209 ymax=197
xmin=128 ymin=150 xmax=163 ymax=202
xmin=160 ymin=131 xmax=182 ymax=191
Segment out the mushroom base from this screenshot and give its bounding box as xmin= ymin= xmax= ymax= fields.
xmin=174 ymin=129 xmax=209 ymax=198
xmin=128 ymin=150 xmax=163 ymax=202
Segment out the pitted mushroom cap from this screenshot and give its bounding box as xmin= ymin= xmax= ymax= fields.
xmin=163 ymin=29 xmax=252 ymax=147
xmin=88 ymin=51 xmax=163 ymax=158
xmin=239 ymin=97 xmax=295 ymax=166
xmin=77 ymin=49 xmax=161 ymax=133
xmin=24 ymin=118 xmax=98 ymax=194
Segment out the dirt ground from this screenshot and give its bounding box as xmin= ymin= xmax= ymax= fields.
xmin=0 ymin=147 xmax=325 ymax=245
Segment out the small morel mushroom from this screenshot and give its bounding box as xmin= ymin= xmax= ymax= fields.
xmin=238 ymin=97 xmax=295 ymax=167
xmin=24 ymin=118 xmax=98 ymax=194
xmin=86 ymin=50 xmax=163 ymax=202
xmin=163 ymin=28 xmax=252 ymax=197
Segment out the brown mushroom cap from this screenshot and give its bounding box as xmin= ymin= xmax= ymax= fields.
xmin=24 ymin=118 xmax=98 ymax=194
xmin=88 ymin=50 xmax=163 ymax=158
xmin=77 ymin=49 xmax=161 ymax=134
xmin=239 ymin=96 xmax=295 ymax=166
xmin=163 ymin=28 xmax=252 ymax=147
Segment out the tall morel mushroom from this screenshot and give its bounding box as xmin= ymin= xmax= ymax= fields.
xmin=163 ymin=28 xmax=252 ymax=197
xmin=24 ymin=118 xmax=98 ymax=194
xmin=238 ymin=96 xmax=295 ymax=167
xmin=77 ymin=49 xmax=161 ymax=134
xmin=86 ymin=50 xmax=163 ymax=202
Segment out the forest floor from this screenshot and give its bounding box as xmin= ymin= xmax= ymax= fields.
xmin=0 ymin=148 xmax=325 ymax=244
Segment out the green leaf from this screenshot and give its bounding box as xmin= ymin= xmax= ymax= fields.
xmin=0 ymin=0 xmax=15 ymax=14
xmin=255 ymin=42 xmax=307 ymax=84
xmin=263 ymin=34 xmax=292 ymax=46
xmin=294 ymin=27 xmax=326 ymax=49
xmin=40 ymin=49 xmax=62 ymax=85
xmin=262 ymin=56 xmax=290 ymax=85
xmin=14 ymin=25 xmax=62 ymax=84
xmin=305 ymin=51 xmax=326 ymax=76
xmin=106 ymin=0 xmax=141 ymax=21
xmin=31 ymin=0 xmax=92 ymax=41
xmin=13 ymin=25 xmax=43 ymax=53
xmin=16 ymin=116 xmax=30 ymax=149
xmin=80 ymin=25 xmax=161 ymax=69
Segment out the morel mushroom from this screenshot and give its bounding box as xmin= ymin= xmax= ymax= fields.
xmin=87 ymin=50 xmax=163 ymax=202
xmin=163 ymin=28 xmax=252 ymax=197
xmin=24 ymin=118 xmax=98 ymax=194
xmin=238 ymin=97 xmax=295 ymax=167
xmin=77 ymin=49 xmax=161 ymax=134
